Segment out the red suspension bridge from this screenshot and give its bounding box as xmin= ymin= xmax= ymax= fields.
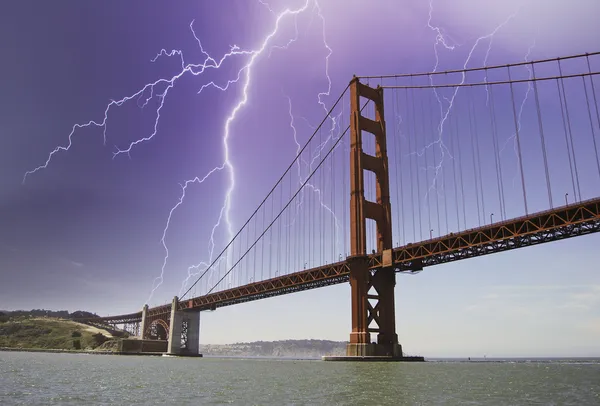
xmin=81 ymin=52 xmax=600 ymax=359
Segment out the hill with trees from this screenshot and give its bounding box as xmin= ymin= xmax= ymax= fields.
xmin=0 ymin=310 xmax=111 ymax=351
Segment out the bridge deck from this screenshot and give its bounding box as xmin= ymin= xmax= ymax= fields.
xmin=86 ymin=197 xmax=600 ymax=323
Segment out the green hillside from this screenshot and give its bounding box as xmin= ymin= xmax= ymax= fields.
xmin=0 ymin=317 xmax=114 ymax=351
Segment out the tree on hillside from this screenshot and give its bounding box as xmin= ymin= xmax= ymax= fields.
xmin=70 ymin=311 xmax=99 ymax=319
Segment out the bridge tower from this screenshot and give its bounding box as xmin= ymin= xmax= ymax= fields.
xmin=167 ymin=296 xmax=201 ymax=356
xmin=347 ymin=77 xmax=401 ymax=358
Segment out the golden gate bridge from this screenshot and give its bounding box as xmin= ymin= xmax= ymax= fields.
xmin=80 ymin=51 xmax=600 ymax=360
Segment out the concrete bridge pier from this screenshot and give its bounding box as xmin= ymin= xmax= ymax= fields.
xmin=139 ymin=304 xmax=148 ymax=338
xmin=167 ymin=296 xmax=202 ymax=356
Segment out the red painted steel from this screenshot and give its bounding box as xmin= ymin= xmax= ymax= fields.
xmin=74 ymin=197 xmax=600 ymax=327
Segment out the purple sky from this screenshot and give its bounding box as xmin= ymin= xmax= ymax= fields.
xmin=2 ymin=0 xmax=600 ymax=356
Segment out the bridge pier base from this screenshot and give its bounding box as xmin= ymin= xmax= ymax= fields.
xmin=346 ymin=343 xmax=403 ymax=357
xmin=344 ymin=255 xmax=405 ymax=358
xmin=167 ymin=296 xmax=202 ymax=357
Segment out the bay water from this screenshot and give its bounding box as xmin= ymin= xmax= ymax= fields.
xmin=1 ymin=352 xmax=599 ymax=405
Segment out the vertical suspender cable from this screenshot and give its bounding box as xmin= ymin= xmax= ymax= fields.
xmin=558 ymin=59 xmax=582 ymax=202
xmin=469 ymin=87 xmax=486 ymax=222
xmin=455 ymin=98 xmax=467 ymax=230
xmin=582 ymin=65 xmax=600 ymax=183
xmin=507 ymin=65 xmax=529 ymax=215
xmin=487 ymin=78 xmax=505 ymax=220
xmin=420 ymin=96 xmax=433 ymax=235
xmin=449 ymin=109 xmax=460 ymax=231
xmin=489 ymin=85 xmax=507 ymax=220
xmin=531 ymin=63 xmax=553 ymax=209
xmin=398 ymin=86 xmax=406 ymax=244
xmin=428 ymin=92 xmax=442 ymax=234
xmin=408 ymin=86 xmax=417 ymax=242
xmin=467 ymin=87 xmax=482 ymax=225
xmin=412 ymin=81 xmax=423 ymax=240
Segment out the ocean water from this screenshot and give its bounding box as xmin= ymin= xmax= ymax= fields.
xmin=1 ymin=352 xmax=599 ymax=405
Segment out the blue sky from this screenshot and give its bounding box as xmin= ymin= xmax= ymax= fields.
xmin=1 ymin=0 xmax=599 ymax=357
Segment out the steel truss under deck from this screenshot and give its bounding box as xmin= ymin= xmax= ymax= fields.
xmin=77 ymin=197 xmax=600 ymax=324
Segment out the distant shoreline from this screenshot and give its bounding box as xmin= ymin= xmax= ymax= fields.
xmin=2 ymin=348 xmax=599 ymax=362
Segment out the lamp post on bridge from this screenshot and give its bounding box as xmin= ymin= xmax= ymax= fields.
xmin=490 ymin=213 xmax=494 ymax=224
xmin=430 ymin=229 xmax=433 ymax=240
xmin=565 ymin=193 xmax=569 ymax=206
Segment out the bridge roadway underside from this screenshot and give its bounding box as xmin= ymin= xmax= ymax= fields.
xmin=87 ymin=197 xmax=600 ymax=324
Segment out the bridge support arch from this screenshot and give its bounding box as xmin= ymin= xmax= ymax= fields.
xmin=346 ymin=77 xmax=402 ymax=358
xmin=167 ymin=296 xmax=201 ymax=356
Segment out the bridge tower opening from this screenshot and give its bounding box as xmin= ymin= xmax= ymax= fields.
xmin=347 ymin=77 xmax=401 ymax=358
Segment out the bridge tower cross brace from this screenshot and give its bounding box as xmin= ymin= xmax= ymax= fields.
xmin=347 ymin=77 xmax=401 ymax=357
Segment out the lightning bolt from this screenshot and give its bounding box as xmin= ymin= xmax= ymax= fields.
xmin=422 ymin=0 xmax=518 ymax=196
xmin=174 ymin=0 xmax=326 ymax=300
xmin=23 ymin=1 xmax=321 ymax=305
xmin=403 ymin=0 xmax=519 ymax=236
xmin=23 ymin=23 xmax=255 ymax=180
xmin=283 ymin=91 xmax=345 ymax=264
xmin=297 ymin=1 xmax=342 ymax=177
xmin=177 ymin=0 xmax=345 ymax=297
xmin=303 ymin=1 xmax=345 ymax=260
xmin=284 ymin=94 xmax=311 ymax=225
